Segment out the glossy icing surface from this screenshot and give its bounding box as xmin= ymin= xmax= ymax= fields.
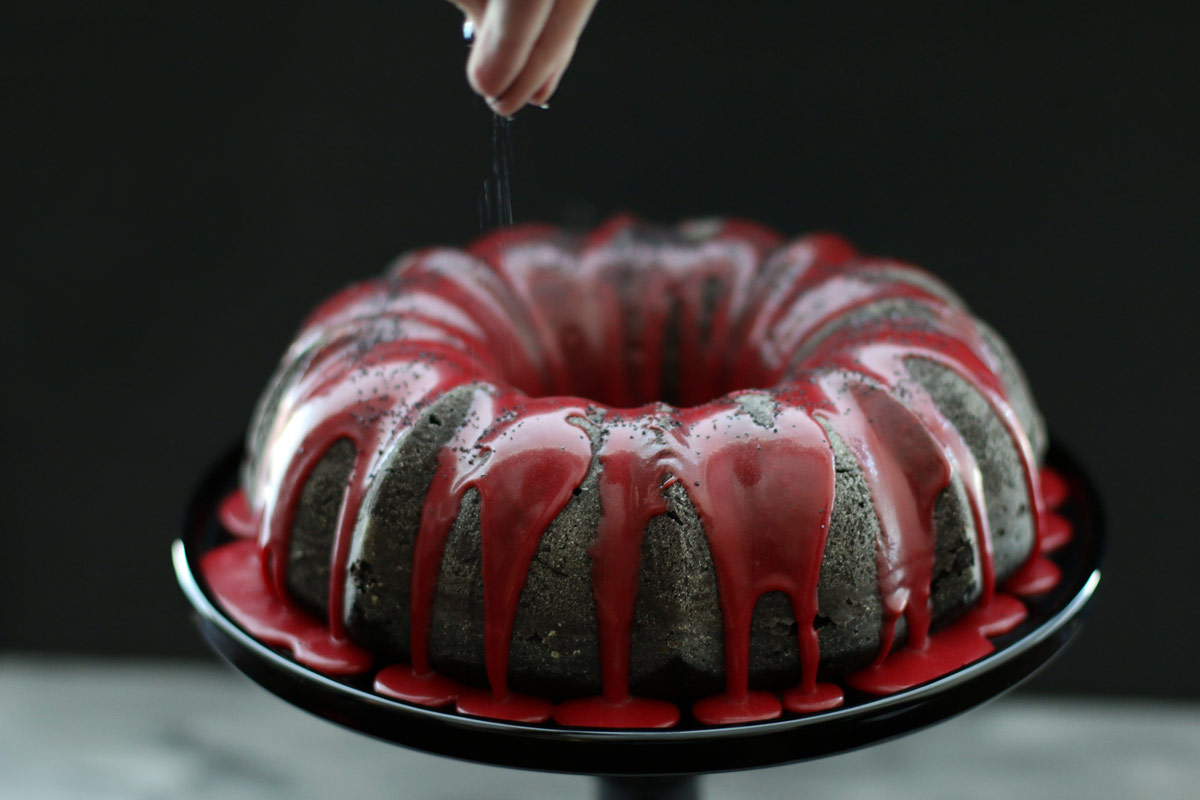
xmin=203 ymin=217 xmax=1060 ymax=728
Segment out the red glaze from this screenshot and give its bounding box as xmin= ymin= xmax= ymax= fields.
xmin=580 ymin=418 xmax=674 ymax=722
xmin=201 ymin=540 xmax=372 ymax=675
xmin=468 ymin=407 xmax=592 ymax=702
xmin=1005 ymin=557 xmax=1062 ymax=597
xmin=846 ymin=593 xmax=1028 ymax=695
xmin=1040 ymin=466 xmax=1069 ymax=510
xmin=692 ymin=690 xmax=783 ymax=726
xmin=781 ymin=682 xmax=845 ymax=714
xmin=374 ymin=664 xmax=462 ymax=707
xmin=217 ymin=489 xmax=259 ymax=539
xmin=676 ymin=402 xmax=835 ymax=722
xmin=816 ymin=377 xmax=950 ymax=660
xmin=201 ymin=217 xmax=1061 ymax=728
xmin=1041 ymin=513 xmax=1073 ymax=553
xmin=456 ymin=688 xmax=555 ymax=723
xmin=409 ymin=399 xmax=592 ymax=703
xmin=554 ymin=695 xmax=681 ymax=729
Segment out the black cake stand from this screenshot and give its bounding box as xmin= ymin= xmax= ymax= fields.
xmin=173 ymin=439 xmax=1103 ymax=800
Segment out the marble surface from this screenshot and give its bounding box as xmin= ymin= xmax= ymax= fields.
xmin=1 ymin=655 xmax=1197 ymax=800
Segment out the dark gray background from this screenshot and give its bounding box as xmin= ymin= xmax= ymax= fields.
xmin=4 ymin=2 xmax=1196 ymax=698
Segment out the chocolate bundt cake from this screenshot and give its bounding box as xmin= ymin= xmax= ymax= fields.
xmin=204 ymin=216 xmax=1065 ymax=728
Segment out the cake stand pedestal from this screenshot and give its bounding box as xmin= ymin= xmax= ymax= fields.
xmin=173 ymin=439 xmax=1102 ymax=799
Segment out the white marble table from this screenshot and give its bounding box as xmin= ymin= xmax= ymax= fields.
xmin=1 ymin=655 xmax=1197 ymax=800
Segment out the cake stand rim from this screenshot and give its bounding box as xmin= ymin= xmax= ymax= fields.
xmin=172 ymin=435 xmax=1103 ymax=773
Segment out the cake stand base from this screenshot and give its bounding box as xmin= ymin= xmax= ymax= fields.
xmin=599 ymin=775 xmax=698 ymax=800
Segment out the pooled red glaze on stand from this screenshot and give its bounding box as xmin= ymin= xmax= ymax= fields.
xmin=1004 ymin=557 xmax=1062 ymax=597
xmin=374 ymin=664 xmax=462 ymax=708
xmin=693 ymin=690 xmax=783 ymax=726
xmin=781 ymin=682 xmax=845 ymax=714
xmin=554 ymin=694 xmax=681 ymax=729
xmin=201 ymin=540 xmax=372 ymax=675
xmin=456 ymin=687 xmax=556 ymax=724
xmin=846 ymin=593 xmax=1027 ymax=695
xmin=1040 ymin=467 xmax=1069 ymax=510
xmin=1041 ymin=513 xmax=1073 ymax=553
xmin=217 ymin=489 xmax=259 ymax=539
xmin=202 ymin=217 xmax=1062 ymax=729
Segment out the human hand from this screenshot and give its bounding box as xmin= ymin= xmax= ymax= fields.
xmin=448 ymin=0 xmax=599 ymax=116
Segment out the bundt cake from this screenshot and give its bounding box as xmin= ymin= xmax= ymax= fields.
xmin=203 ymin=216 xmax=1068 ymax=728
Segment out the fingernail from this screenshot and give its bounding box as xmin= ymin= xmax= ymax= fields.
xmin=462 ymin=18 xmax=474 ymax=41
xmin=484 ymin=96 xmax=514 ymax=119
xmin=536 ymin=103 xmax=550 ymax=110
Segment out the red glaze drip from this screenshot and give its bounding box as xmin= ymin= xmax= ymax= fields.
xmin=560 ymin=417 xmax=682 ymax=728
xmin=200 ymin=540 xmax=372 ymax=675
xmin=407 ymin=400 xmax=591 ymax=714
xmin=374 ymin=664 xmax=462 ymax=707
xmin=781 ymin=682 xmax=845 ymax=714
xmin=816 ymin=376 xmax=951 ymax=659
xmin=1004 ymin=557 xmax=1062 ymax=597
xmin=407 ymin=399 xmax=491 ymax=676
xmin=554 ymin=694 xmax=680 ymax=729
xmin=217 ymin=489 xmax=259 ymax=539
xmin=327 ymin=469 xmax=368 ymax=639
xmin=676 ymin=403 xmax=835 ymax=724
xmin=1041 ymin=513 xmax=1073 ymax=553
xmin=201 ymin=217 xmax=1063 ymax=727
xmin=846 ymin=592 xmax=1027 ymax=694
xmin=692 ymin=690 xmax=782 ymax=726
xmin=1040 ymin=467 xmax=1069 ymax=510
xmin=473 ymin=410 xmax=592 ymax=702
xmin=456 ymin=687 xmax=555 ymax=724
xmin=728 ymin=234 xmax=859 ymax=389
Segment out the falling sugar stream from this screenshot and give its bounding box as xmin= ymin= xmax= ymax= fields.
xmin=464 ymin=17 xmax=515 ymax=231
xmin=484 ymin=113 xmax=515 ymax=229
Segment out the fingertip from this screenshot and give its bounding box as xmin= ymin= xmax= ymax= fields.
xmin=467 ymin=50 xmax=507 ymax=102
xmin=490 ymin=46 xmax=566 ymax=116
xmin=488 ymin=94 xmax=522 ymax=119
xmin=489 ymin=84 xmax=535 ymax=118
xmin=485 ymin=95 xmax=515 ymax=120
xmin=529 ymin=68 xmax=564 ymax=107
xmin=467 ymin=0 xmax=555 ymax=102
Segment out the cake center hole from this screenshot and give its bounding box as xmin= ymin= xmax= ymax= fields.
xmin=505 ymin=275 xmax=769 ymax=408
